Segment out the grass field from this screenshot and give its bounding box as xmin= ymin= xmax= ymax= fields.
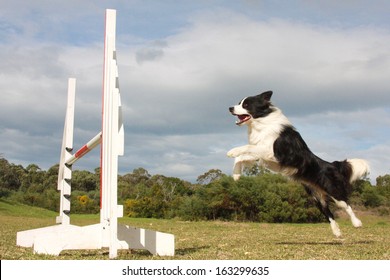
xmin=1 ymin=199 xmax=389 ymax=260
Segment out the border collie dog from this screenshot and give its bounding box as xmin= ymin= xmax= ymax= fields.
xmin=227 ymin=91 xmax=369 ymax=237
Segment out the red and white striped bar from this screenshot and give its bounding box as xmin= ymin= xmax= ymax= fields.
xmin=65 ymin=132 xmax=102 ymax=166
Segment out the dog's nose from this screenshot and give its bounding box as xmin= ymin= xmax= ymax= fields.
xmin=229 ymin=107 xmax=234 ymax=113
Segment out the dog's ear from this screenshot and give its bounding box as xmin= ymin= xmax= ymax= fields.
xmin=258 ymin=91 xmax=273 ymax=102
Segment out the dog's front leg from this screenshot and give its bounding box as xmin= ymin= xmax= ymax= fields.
xmin=231 ymin=154 xmax=259 ymax=181
xmin=227 ymin=145 xmax=256 ymax=158
xmin=227 ymin=145 xmax=264 ymax=159
xmin=232 ymin=157 xmax=243 ymax=181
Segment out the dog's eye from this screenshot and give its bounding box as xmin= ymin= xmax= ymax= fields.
xmin=243 ymin=103 xmax=248 ymax=108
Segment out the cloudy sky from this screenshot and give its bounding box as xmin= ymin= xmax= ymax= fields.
xmin=1 ymin=0 xmax=389 ymax=183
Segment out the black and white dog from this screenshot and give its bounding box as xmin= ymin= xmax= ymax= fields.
xmin=227 ymin=91 xmax=369 ymax=237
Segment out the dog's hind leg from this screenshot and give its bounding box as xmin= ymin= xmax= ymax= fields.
xmin=329 ymin=218 xmax=342 ymax=238
xmin=317 ymin=200 xmax=342 ymax=238
xmin=315 ymin=199 xmax=342 ymax=237
xmin=333 ymin=199 xmax=363 ymax=228
xmin=304 ymin=185 xmax=342 ymax=237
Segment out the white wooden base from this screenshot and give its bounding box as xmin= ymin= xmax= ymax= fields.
xmin=16 ymin=223 xmax=175 ymax=258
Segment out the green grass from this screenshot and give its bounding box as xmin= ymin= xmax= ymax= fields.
xmin=1 ymin=199 xmax=389 ymax=260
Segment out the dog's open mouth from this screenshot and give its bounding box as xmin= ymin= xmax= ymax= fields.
xmin=235 ymin=114 xmax=251 ymax=125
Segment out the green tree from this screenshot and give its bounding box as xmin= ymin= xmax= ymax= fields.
xmin=196 ymin=169 xmax=224 ymax=185
xmin=362 ymin=184 xmax=384 ymax=208
xmin=376 ymin=175 xmax=390 ymax=205
xmin=72 ymin=170 xmax=98 ymax=192
xmin=243 ymin=162 xmax=270 ymax=176
xmin=0 ymin=159 xmax=26 ymax=192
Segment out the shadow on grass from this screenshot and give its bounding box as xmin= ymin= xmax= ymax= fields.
xmin=58 ymin=245 xmax=211 ymax=259
xmin=127 ymin=245 xmax=211 ymax=257
xmin=175 ymin=245 xmax=210 ymax=256
xmin=276 ymin=240 xmax=375 ymax=246
xmin=60 ymin=249 xmax=109 ymax=257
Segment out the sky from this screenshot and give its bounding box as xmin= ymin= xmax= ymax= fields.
xmin=0 ymin=0 xmax=389 ymax=183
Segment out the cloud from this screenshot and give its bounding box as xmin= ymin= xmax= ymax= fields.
xmin=119 ymin=12 xmax=390 ymax=181
xmin=120 ymin=13 xmax=390 ymax=139
xmin=135 ymin=40 xmax=167 ymax=64
xmin=124 ymin=14 xmax=390 ymax=116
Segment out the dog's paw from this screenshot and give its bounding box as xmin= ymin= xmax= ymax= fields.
xmin=233 ymin=174 xmax=241 ymax=181
xmin=227 ymin=147 xmax=244 ymax=158
xmin=352 ymin=217 xmax=363 ymax=228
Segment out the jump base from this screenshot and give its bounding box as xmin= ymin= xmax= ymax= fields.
xmin=17 ymin=223 xmax=174 ymax=257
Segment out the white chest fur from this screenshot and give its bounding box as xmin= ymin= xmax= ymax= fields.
xmin=245 ymin=109 xmax=297 ymax=176
xmin=247 ymin=108 xmax=291 ymax=146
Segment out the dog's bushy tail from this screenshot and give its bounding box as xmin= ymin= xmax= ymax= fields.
xmin=347 ymin=158 xmax=370 ymax=183
xmin=333 ymin=159 xmax=370 ymax=183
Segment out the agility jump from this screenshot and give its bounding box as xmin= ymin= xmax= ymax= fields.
xmin=16 ymin=9 xmax=174 ymax=259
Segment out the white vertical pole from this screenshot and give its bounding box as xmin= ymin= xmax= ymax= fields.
xmin=101 ymin=9 xmax=123 ymax=259
xmin=56 ymin=78 xmax=76 ymax=225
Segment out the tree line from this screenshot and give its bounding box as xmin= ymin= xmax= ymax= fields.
xmin=1 ymin=157 xmax=389 ymax=222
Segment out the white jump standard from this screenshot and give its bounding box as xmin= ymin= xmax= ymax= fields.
xmin=16 ymin=9 xmax=175 ymax=259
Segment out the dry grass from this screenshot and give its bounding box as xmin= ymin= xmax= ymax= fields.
xmin=1 ymin=200 xmax=389 ymax=260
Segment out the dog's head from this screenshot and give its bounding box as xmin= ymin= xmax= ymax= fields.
xmin=229 ymin=91 xmax=274 ymax=125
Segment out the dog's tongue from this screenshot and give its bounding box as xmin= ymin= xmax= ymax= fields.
xmin=236 ymin=114 xmax=250 ymax=124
